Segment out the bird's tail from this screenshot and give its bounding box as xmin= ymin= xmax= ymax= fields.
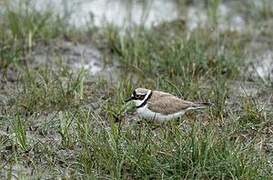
xmin=194 ymin=102 xmax=214 ymax=108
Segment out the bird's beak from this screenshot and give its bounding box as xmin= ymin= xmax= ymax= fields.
xmin=125 ymin=97 xmax=133 ymax=102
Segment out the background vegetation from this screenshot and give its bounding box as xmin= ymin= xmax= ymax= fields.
xmin=0 ymin=0 xmax=273 ymax=179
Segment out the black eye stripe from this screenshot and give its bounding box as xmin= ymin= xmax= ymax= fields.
xmin=136 ymin=94 xmax=145 ymax=99
xmin=132 ymin=94 xmax=146 ymax=100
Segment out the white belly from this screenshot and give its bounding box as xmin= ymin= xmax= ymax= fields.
xmin=136 ymin=105 xmax=186 ymax=122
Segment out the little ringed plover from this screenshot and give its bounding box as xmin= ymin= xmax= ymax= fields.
xmin=125 ymin=88 xmax=211 ymax=122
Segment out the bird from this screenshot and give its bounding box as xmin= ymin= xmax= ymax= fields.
xmin=125 ymin=88 xmax=212 ymax=122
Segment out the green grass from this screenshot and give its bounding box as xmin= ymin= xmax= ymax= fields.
xmin=0 ymin=0 xmax=273 ymax=179
xmin=4 ymin=65 xmax=86 ymax=115
xmin=75 ymin=119 xmax=272 ymax=179
xmin=0 ymin=0 xmax=71 ymax=72
xmin=239 ymin=0 xmax=273 ymax=21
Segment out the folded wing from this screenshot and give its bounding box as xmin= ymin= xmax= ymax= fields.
xmin=147 ymin=91 xmax=206 ymax=115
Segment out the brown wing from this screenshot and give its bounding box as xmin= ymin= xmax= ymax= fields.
xmin=147 ymin=91 xmax=197 ymax=115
